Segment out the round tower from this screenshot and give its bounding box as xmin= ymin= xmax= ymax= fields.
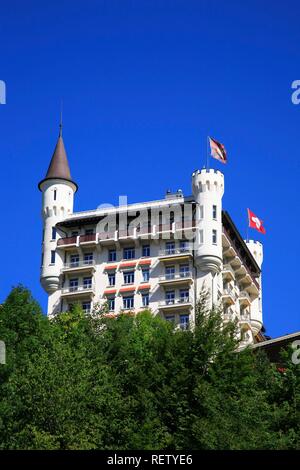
xmin=245 ymin=240 xmax=263 ymax=335
xmin=192 ymin=169 xmax=224 ymax=306
xmin=38 ymin=126 xmax=78 ymax=294
xmin=192 ymin=169 xmax=224 ymax=271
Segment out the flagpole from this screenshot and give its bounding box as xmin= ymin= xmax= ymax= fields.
xmin=206 ymin=136 xmax=210 ymax=169
xmin=246 ymin=209 xmax=249 ymax=242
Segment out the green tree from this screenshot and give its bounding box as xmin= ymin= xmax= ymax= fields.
xmin=0 ymin=286 xmax=299 ymax=450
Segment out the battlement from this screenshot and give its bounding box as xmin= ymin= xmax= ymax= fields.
xmin=192 ymin=168 xmax=224 ymax=194
xmin=245 ymin=239 xmax=263 ymax=267
xmin=192 ymin=168 xmax=223 ymax=177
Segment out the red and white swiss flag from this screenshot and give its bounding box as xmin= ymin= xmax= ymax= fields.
xmin=247 ymin=208 xmax=266 ymax=234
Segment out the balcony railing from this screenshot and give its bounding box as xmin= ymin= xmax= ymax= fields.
xmin=61 ymin=284 xmax=95 ymax=295
xmin=79 ymin=234 xmax=96 ymax=243
xmin=57 ymin=221 xmax=198 ymax=246
xmin=240 ymin=312 xmax=251 ymax=323
xmin=62 ymin=260 xmax=95 ymax=270
xmin=158 ymin=248 xmax=192 ymax=257
xmin=159 ymin=272 xmax=192 ymax=282
xmin=222 ymin=264 xmax=235 ymax=279
xmin=158 ymin=296 xmax=193 ymax=307
xmin=57 ymin=236 xmax=77 ymax=246
xmin=98 ymin=231 xmax=115 ymax=240
xmin=222 ymin=227 xmax=260 ymax=288
xmin=175 ymin=220 xmax=196 ymax=230
xmin=239 ymin=291 xmax=251 ymax=303
xmin=222 ymin=288 xmax=235 ymax=305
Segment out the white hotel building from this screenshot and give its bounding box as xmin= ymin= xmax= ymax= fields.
xmin=39 ymin=130 xmax=264 ymax=345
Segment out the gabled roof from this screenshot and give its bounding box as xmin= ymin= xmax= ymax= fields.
xmin=38 ymin=129 xmax=78 ymax=191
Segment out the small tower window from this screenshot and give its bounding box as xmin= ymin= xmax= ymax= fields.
xmin=54 ymin=189 xmax=57 ymax=201
xmin=212 ymin=230 xmax=217 ymax=245
xmin=52 ymin=227 xmax=56 ymax=240
xmin=212 ymin=205 xmax=217 ymax=220
xmin=199 ymin=205 xmax=204 ymax=219
xmin=51 ymin=250 xmax=56 ymax=264
xmin=199 ymin=230 xmax=204 ymax=244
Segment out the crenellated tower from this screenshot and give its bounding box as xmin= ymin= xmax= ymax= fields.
xmin=192 ymin=169 xmax=224 ymax=306
xmin=245 ymin=240 xmax=263 ymax=335
xmin=38 ymin=125 xmax=78 ymax=295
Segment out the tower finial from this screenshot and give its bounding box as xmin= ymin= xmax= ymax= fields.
xmin=59 ymin=100 xmax=63 ymax=137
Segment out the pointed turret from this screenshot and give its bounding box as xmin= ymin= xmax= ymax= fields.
xmin=39 ymin=125 xmax=78 ymax=302
xmin=38 ymin=126 xmax=78 ymax=191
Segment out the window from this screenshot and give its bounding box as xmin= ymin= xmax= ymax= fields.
xmin=166 ymin=291 xmax=175 ymax=305
xmin=84 ymin=253 xmax=93 ymax=265
xmin=199 ymin=230 xmax=204 ymax=244
xmin=165 ymin=266 xmax=175 ymax=280
xmin=142 ymin=245 xmax=150 ymax=257
xmin=54 ymin=189 xmax=57 ymax=201
xmin=179 ymin=240 xmax=188 ymax=252
xmin=179 ymin=264 xmax=189 ymax=278
xmin=165 ymin=314 xmax=175 ymax=323
xmin=212 ymin=229 xmax=217 ymax=245
xmin=180 ymin=314 xmax=189 ymax=330
xmin=108 ymin=249 xmax=116 ymax=262
xmin=142 ymin=268 xmax=150 ymax=282
xmin=123 ymin=296 xmax=134 ymax=310
xmin=179 ymin=289 xmax=189 ymax=303
xmin=69 ymin=278 xmax=78 ymax=292
xmin=51 ymin=227 xmax=56 ymax=240
xmin=82 ymin=302 xmax=91 ymax=314
xmin=85 ymin=229 xmax=94 ymax=235
xmin=199 ymin=205 xmax=204 ymax=219
xmin=70 ymin=254 xmax=79 ymax=267
xmin=123 ymin=247 xmax=135 ymax=260
xmin=142 ymin=293 xmax=149 ymax=307
xmin=71 ymin=231 xmax=79 ymax=237
xmin=108 ymin=273 xmax=116 ymax=286
xmin=166 ymin=242 xmax=175 ymax=255
xmin=108 ymin=297 xmax=115 ymax=311
xmin=51 ymin=250 xmax=56 ymax=264
xmin=212 ymin=205 xmax=217 ymax=220
xmin=83 ymin=277 xmax=92 ymax=289
xmin=124 ymin=271 xmax=134 ymax=284
xmin=41 ymin=252 xmax=44 ymax=267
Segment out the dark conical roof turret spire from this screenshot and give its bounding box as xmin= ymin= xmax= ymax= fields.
xmin=38 ymin=123 xmax=78 ymax=191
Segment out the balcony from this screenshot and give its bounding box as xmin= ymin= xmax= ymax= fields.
xmin=221 ymin=288 xmax=235 ymax=305
xmin=79 ymin=234 xmax=97 ymax=246
xmin=57 ymin=236 xmax=77 ymax=248
xmin=175 ymin=220 xmax=196 ymax=231
xmin=61 ymin=260 xmax=96 ymax=274
xmin=158 ymin=296 xmax=193 ymax=311
xmin=222 ymin=264 xmax=235 ymax=281
xmin=239 ymin=290 xmax=251 ymax=307
xmin=158 ymin=248 xmax=193 ymax=262
xmin=240 ymin=311 xmax=251 ymax=327
xmin=159 ymin=272 xmax=193 ymax=286
xmin=61 ymin=283 xmax=95 ymax=298
xmin=222 ymin=227 xmax=260 ymax=289
xmin=57 ymin=233 xmax=97 ymax=249
xmin=223 ymin=309 xmax=235 ymax=322
xmin=243 ymin=280 xmax=260 ymax=297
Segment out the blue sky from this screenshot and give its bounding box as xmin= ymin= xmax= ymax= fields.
xmin=0 ymin=0 xmax=299 ymax=337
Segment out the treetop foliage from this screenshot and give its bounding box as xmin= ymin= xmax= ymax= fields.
xmin=0 ymin=286 xmax=299 ymax=450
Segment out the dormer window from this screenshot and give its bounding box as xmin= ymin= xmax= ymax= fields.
xmin=54 ymin=189 xmax=57 ymax=201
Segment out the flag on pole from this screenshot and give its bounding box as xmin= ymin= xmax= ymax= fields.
xmin=247 ymin=208 xmax=266 ymax=234
xmin=208 ymin=136 xmax=227 ymax=164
